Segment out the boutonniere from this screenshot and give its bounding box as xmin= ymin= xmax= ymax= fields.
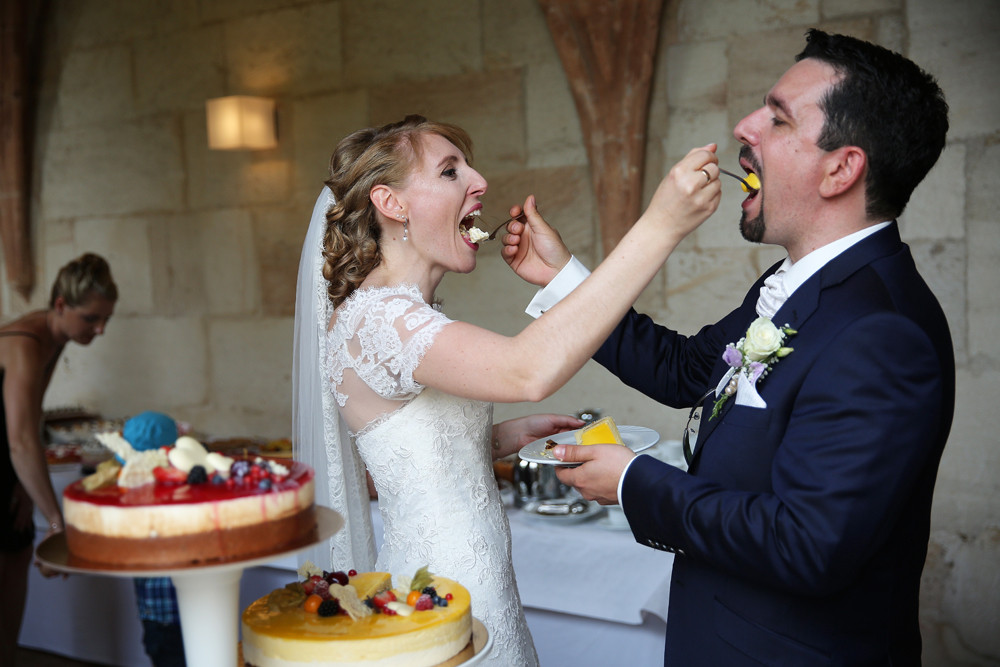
xmin=710 ymin=317 xmax=796 ymax=420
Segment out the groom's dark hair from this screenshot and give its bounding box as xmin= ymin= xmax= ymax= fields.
xmin=797 ymin=29 xmax=949 ymax=222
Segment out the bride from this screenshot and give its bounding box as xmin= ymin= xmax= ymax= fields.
xmin=293 ymin=115 xmax=720 ymax=666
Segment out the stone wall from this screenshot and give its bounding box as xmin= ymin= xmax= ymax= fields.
xmin=3 ymin=0 xmax=997 ymax=663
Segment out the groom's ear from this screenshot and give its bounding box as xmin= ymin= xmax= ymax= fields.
xmin=370 ymin=185 xmax=404 ymax=220
xmin=819 ymin=145 xmax=866 ymax=199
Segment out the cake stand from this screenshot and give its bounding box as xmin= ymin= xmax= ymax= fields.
xmin=36 ymin=506 xmax=343 ymax=667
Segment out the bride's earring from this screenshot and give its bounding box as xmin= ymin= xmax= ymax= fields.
xmin=397 ymin=213 xmax=408 ymax=241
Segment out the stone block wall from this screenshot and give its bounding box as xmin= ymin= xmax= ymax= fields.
xmin=2 ymin=0 xmax=996 ymax=662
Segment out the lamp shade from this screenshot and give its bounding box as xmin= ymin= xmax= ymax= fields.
xmin=206 ymin=96 xmax=277 ymax=150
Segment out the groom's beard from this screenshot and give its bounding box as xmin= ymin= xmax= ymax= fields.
xmin=738 ymin=145 xmax=764 ymax=243
xmin=740 ymin=206 xmax=765 ymax=243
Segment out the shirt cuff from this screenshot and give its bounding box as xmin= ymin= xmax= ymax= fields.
xmin=524 ymin=256 xmax=591 ymax=319
xmin=617 ymin=455 xmax=641 ymax=512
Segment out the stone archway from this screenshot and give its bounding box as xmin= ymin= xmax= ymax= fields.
xmin=0 ymin=0 xmax=45 ymax=299
xmin=539 ymin=0 xmax=666 ymax=257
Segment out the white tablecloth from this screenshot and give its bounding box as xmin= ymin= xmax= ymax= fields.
xmin=366 ymin=499 xmax=672 ymax=666
xmin=21 ymin=474 xmax=673 ymax=666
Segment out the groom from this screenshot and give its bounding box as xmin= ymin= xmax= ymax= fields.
xmin=503 ymin=30 xmax=953 ymax=665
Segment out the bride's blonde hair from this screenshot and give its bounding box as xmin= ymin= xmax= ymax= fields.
xmin=322 ymin=114 xmax=474 ymax=308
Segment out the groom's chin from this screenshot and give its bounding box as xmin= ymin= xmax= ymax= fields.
xmin=740 ymin=212 xmax=765 ymax=244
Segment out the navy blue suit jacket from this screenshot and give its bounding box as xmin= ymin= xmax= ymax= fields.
xmin=594 ymin=223 xmax=954 ymax=666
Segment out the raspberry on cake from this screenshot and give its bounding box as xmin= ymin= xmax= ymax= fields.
xmin=241 ymin=565 xmax=473 ymax=667
xmin=62 ymin=427 xmax=316 ymax=568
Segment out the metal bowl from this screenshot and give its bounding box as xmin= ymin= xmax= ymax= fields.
xmin=512 ymin=458 xmax=570 ymax=507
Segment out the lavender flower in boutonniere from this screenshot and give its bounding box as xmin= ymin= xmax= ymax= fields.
xmin=710 ymin=317 xmax=796 ymax=420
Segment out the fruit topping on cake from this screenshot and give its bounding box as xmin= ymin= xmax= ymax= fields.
xmin=575 ymin=416 xmax=624 ymax=446
xmin=276 ymin=563 xmax=452 ymax=621
xmin=84 ymin=415 xmax=290 ymax=492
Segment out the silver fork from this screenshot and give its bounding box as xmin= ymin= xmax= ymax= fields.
xmin=484 ymin=215 xmax=518 ymax=241
xmin=719 ymin=168 xmax=758 ymax=192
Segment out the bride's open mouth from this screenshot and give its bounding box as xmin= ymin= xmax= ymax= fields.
xmin=459 ymin=209 xmax=488 ymax=245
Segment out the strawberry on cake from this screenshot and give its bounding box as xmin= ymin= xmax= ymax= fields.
xmin=62 ymin=415 xmax=315 ymax=568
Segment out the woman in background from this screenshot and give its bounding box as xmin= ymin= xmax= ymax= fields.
xmin=294 ymin=115 xmax=719 ymax=665
xmin=0 ymin=253 xmax=117 ymax=666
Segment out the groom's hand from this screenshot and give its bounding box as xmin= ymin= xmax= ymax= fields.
xmin=501 ymin=195 xmax=572 ymax=287
xmin=553 ymin=444 xmax=635 ymax=505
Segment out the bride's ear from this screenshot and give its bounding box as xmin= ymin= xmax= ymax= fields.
xmin=370 ymin=185 xmax=405 ymax=221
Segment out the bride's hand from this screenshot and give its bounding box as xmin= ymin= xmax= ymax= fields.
xmin=501 ymin=196 xmax=572 ymax=288
xmin=637 ymin=144 xmax=722 ymax=244
xmin=492 ymin=414 xmax=585 ymax=459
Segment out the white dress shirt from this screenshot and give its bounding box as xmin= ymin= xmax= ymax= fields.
xmin=525 ymin=221 xmax=892 ymax=510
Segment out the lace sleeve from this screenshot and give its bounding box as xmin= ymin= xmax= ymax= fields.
xmin=338 ymin=285 xmax=453 ymax=402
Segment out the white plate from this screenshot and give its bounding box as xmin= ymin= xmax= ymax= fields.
xmin=453 ymin=618 xmax=493 ymax=665
xmin=518 ymin=425 xmax=659 ymax=467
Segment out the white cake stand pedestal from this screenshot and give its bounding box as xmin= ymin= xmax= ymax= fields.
xmin=170 ymin=563 xmax=244 ymax=666
xmin=36 ymin=506 xmax=342 ymax=667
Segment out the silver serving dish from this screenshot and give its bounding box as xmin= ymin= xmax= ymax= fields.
xmin=512 ymin=458 xmax=571 ymax=508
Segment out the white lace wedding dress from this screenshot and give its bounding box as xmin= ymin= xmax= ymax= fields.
xmin=326 ymin=283 xmax=539 ymax=667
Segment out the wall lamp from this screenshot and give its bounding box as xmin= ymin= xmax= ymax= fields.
xmin=206 ymin=95 xmax=277 ymax=150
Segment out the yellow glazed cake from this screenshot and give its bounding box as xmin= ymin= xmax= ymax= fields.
xmin=575 ymin=416 xmax=624 ymax=446
xmin=241 ymin=568 xmax=472 ymax=667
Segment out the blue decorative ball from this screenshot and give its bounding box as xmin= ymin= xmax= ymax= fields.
xmin=123 ymin=411 xmax=178 ymax=451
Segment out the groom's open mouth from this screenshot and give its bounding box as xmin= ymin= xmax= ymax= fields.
xmin=740 ymin=162 xmax=761 ymax=202
xmin=459 ymin=209 xmax=488 ymax=245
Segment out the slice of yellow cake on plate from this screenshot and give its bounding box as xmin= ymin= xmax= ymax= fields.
xmin=575 ymin=416 xmax=624 ymax=446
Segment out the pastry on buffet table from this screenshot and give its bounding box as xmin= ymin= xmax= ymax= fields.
xmin=62 ymin=411 xmax=315 ymax=568
xmin=45 ymin=443 xmax=82 ymax=465
xmin=241 ymin=564 xmax=473 ymax=667
xmin=575 ymin=416 xmax=624 ymax=446
xmin=258 ymin=437 xmax=293 ymax=458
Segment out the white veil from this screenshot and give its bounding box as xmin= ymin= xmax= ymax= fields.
xmin=293 ymin=187 xmax=377 ymax=572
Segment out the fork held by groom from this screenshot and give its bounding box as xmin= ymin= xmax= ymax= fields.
xmin=501 ymin=29 xmax=954 ymax=667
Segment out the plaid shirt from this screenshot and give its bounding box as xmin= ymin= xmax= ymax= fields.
xmin=134 ymin=577 xmax=180 ymax=624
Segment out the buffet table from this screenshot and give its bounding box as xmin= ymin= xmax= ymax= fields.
xmin=506 ymin=506 xmax=672 ymax=665
xmin=22 ymin=469 xmax=673 ymax=666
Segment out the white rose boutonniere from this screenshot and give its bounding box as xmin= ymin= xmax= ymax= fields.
xmin=710 ymin=317 xmax=795 ymax=420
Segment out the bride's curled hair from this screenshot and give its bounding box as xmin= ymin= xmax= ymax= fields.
xmin=322 ymin=114 xmax=474 ymax=307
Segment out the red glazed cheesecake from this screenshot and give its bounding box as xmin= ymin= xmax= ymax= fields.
xmin=63 ymin=433 xmax=315 ymax=568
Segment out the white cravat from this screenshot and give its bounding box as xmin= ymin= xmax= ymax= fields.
xmin=755 ymin=267 xmax=788 ymax=319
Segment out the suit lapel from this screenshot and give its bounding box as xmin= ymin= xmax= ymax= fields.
xmin=688 ymin=300 xmax=764 ymax=463
xmin=773 ymin=222 xmax=904 ymax=329
xmin=688 ymin=223 xmax=905 ymax=468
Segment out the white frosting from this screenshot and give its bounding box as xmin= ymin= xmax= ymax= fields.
xmin=467 ymin=225 xmax=489 ymax=243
